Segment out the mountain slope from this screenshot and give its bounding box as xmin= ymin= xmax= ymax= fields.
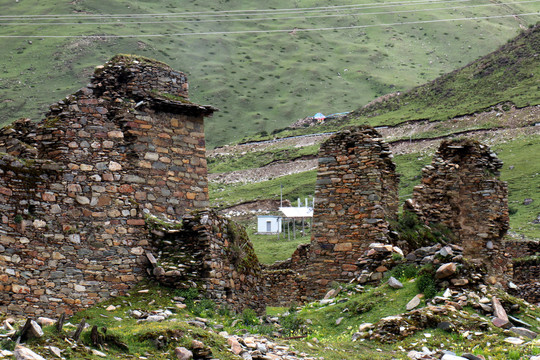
xmin=1 ymin=0 xmax=539 ymax=147
xmin=208 ymin=25 xmax=540 ymax=240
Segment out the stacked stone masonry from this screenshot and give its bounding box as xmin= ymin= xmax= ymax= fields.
xmin=147 ymin=210 xmax=265 ymax=314
xmin=503 ymin=240 xmax=540 ymax=304
xmin=308 ymin=127 xmax=399 ymax=284
xmin=0 ymin=57 xmax=537 ymax=315
xmin=263 ymin=127 xmax=401 ymax=304
xmin=405 ymin=139 xmax=510 ymax=278
xmin=0 ymin=55 xmax=216 ymax=316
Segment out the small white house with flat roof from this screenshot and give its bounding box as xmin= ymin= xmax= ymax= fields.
xmin=257 ymin=215 xmax=282 ymax=234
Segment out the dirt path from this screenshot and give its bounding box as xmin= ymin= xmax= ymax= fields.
xmin=207 ymin=106 xmax=540 ymax=184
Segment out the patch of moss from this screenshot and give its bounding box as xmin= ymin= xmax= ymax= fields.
xmin=107 ymin=54 xmax=171 ymax=69
xmin=144 ymin=213 xmax=183 ymax=231
xmin=148 ymin=89 xmax=193 ymax=104
xmin=43 ymin=116 xmax=60 ymax=128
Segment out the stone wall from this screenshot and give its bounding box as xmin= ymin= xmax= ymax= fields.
xmin=262 ymin=127 xmax=400 ymax=302
xmin=146 ymin=210 xmax=265 ymax=314
xmin=0 ymin=55 xmax=215 ymax=316
xmin=405 ymin=139 xmax=509 ymax=278
xmin=308 ymin=127 xmax=399 ymax=288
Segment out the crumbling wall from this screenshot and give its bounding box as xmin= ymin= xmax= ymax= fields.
xmin=261 ymin=244 xmax=311 ymax=306
xmin=146 ymin=211 xmax=265 ymax=313
xmin=308 ymin=127 xmax=399 ymax=287
xmin=405 ymin=139 xmax=509 ymax=278
xmin=0 ymin=55 xmax=215 ymax=316
xmin=263 ymin=126 xmax=400 ymax=302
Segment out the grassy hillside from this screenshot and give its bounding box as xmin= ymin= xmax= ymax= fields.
xmin=208 ymin=25 xmax=540 ymax=241
xmin=246 ymin=22 xmax=540 ymax=142
xmin=1 ymin=0 xmax=539 ymax=147
xmin=4 ymin=278 xmax=539 ymax=359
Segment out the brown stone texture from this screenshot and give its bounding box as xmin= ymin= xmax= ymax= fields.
xmin=504 ymin=240 xmax=540 ymax=304
xmin=146 ymin=210 xmax=265 ymax=314
xmin=308 ymin=127 xmax=399 ymax=284
xmin=406 ymin=139 xmax=509 ymax=276
xmin=0 ymin=55 xmax=215 ymax=316
xmin=263 ymin=126 xmax=400 ymax=303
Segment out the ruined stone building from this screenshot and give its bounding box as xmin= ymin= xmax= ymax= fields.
xmin=0 ymin=55 xmax=218 ymax=315
xmin=0 ymin=56 xmax=536 ymax=315
xmin=263 ymin=127 xmax=400 ymax=304
xmin=405 ymin=139 xmax=510 ymax=275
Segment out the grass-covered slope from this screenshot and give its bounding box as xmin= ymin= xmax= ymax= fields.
xmin=2 ymin=278 xmax=538 ymax=359
xmin=252 ymin=23 xmax=540 ymax=142
xmin=344 ymin=23 xmax=540 ymax=127
xmin=1 ymin=0 xmax=539 ymax=147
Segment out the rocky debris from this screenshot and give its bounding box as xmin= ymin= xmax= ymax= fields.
xmin=406 ymin=294 xmax=423 ymax=311
xmin=388 ymin=277 xmax=404 ymax=289
xmin=509 ymin=326 xmax=537 ymax=339
xmin=175 ymin=346 xmax=193 ymax=360
xmin=130 ymin=308 xmax=174 ymax=323
xmin=209 ymin=158 xmax=317 ymax=185
xmin=13 ymin=346 xmax=46 ymax=360
xmin=323 ymin=287 xmax=341 ymax=299
xmin=222 ymin=333 xmax=317 ymax=360
xmin=435 ymin=263 xmax=457 ymax=279
xmin=491 ymin=297 xmax=510 ymax=328
xmin=355 ymin=243 xmax=406 ymax=284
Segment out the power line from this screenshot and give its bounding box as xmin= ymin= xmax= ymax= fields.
xmin=0 ymin=13 xmax=536 ymax=38
xmin=0 ymin=0 xmax=477 ymax=19
xmin=2 ymin=0 xmax=537 ymax=26
xmin=0 ymin=0 xmax=473 ymax=22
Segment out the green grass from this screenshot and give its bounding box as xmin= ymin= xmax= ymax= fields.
xmin=209 ymin=144 xmax=319 ymax=173
xmin=493 ymin=134 xmax=540 ymax=239
xmin=242 ymin=23 xmax=540 ymax=143
xmin=1 ymin=1 xmax=539 ymax=147
xmin=5 ymin=269 xmax=539 ymax=360
xmin=246 ymin=223 xmax=311 ymax=264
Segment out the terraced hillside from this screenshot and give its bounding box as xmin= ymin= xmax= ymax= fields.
xmin=208 ymin=25 xmax=540 ymax=251
xmin=1 ymin=0 xmax=539 ymax=147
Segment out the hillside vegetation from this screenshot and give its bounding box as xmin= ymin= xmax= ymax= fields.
xmin=1 ymin=0 xmax=539 ymax=147
xmin=2 ymin=279 xmax=539 ymax=359
xmin=208 ymin=25 xmax=540 ymax=246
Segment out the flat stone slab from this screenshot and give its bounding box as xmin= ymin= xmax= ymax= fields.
xmin=510 ymin=326 xmax=537 ymax=339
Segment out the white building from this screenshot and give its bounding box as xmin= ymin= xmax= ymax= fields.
xmin=257 ymin=215 xmax=282 ymax=234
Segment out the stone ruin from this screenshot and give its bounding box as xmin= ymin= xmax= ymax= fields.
xmin=0 ymin=56 xmax=537 ymax=316
xmin=264 ymin=131 xmax=538 ymax=306
xmin=146 ymin=210 xmax=265 ymax=313
xmin=0 ymin=55 xmax=265 ymax=316
xmin=263 ymin=127 xmax=401 ymax=303
xmin=405 ymin=139 xmax=510 ymax=277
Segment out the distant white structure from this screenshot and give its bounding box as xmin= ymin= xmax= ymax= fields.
xmin=257 ymin=215 xmax=282 ymax=234
xmin=279 ymin=197 xmax=314 ymax=240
